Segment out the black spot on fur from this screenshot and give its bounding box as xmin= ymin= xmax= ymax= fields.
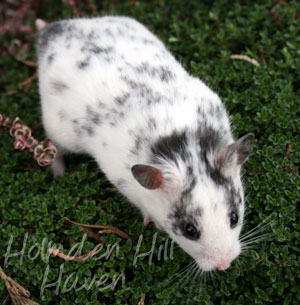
xmin=82 ymin=124 xmax=94 ymax=136
xmin=196 ymin=105 xmax=208 ymax=123
xmin=159 ymin=66 xmax=174 ymax=82
xmin=38 ymin=21 xmax=65 ymax=54
xmin=105 ymin=107 xmax=126 ymax=125
xmin=86 ymin=105 xmax=101 ymax=125
xmin=104 ymin=28 xmax=114 ymax=37
xmin=215 ymin=105 xmax=225 ymax=120
xmin=51 ymin=81 xmax=68 ymax=94
xmin=147 ymin=117 xmax=157 ymax=130
xmin=77 ymin=59 xmax=90 ymax=69
xmin=47 ymin=53 xmax=56 ymax=64
xmin=114 ymin=93 xmax=130 ymax=106
xmin=225 ymin=179 xmax=242 ymax=211
xmin=208 ymin=104 xmax=215 ymax=116
xmin=81 ymin=43 xmax=114 ymax=63
xmin=134 ymin=136 xmax=143 ymax=152
xmin=98 ymin=100 xmax=106 ymax=109
xmin=129 ymin=135 xmax=144 ymax=155
xmin=151 ymin=130 xmax=189 ymax=164
xmin=92 ymin=46 xmax=114 ymax=55
xmin=122 ymin=77 xmax=165 ymax=105
xmin=72 ymin=119 xmax=82 ymax=136
xmin=187 ymin=166 xmax=193 ymax=176
xmin=142 ymin=38 xmax=155 ymax=45
xmin=87 ymin=30 xmax=95 ymax=39
xmin=72 ymin=105 xmax=101 ymax=137
xmin=133 ymin=62 xmax=174 ymax=83
xmin=58 ymin=110 xmax=66 ymax=119
xmin=207 ymin=103 xmax=225 ymax=120
xmin=197 ymin=125 xmax=228 ymax=185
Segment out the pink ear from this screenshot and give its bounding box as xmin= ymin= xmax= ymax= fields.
xmin=131 ymin=164 xmax=164 ymax=190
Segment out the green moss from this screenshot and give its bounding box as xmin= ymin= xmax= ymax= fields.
xmin=1 ymin=0 xmax=299 ymax=304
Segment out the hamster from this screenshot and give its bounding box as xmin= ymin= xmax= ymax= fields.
xmin=36 ymin=16 xmax=254 ymax=271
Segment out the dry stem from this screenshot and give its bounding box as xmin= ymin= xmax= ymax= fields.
xmin=0 ymin=266 xmax=40 ymax=305
xmin=230 ymin=55 xmax=260 ymax=67
xmin=138 ymin=293 xmax=146 ymax=305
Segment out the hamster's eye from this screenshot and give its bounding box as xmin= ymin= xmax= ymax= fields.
xmin=230 ymin=212 xmax=239 ymax=228
xmin=183 ymin=224 xmax=200 ymax=240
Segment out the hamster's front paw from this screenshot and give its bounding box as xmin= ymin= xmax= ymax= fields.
xmin=143 ymin=215 xmax=162 ymax=230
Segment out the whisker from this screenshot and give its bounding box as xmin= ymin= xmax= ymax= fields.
xmin=177 ymin=263 xmax=199 ymax=292
xmin=240 ymin=221 xmax=272 ymax=240
xmin=240 ymin=227 xmax=272 ymax=242
xmin=176 ymin=262 xmax=196 ymax=277
xmin=191 ymin=265 xmax=201 ymax=284
xmin=210 ymin=270 xmax=218 ymax=288
xmin=164 ymin=261 xmax=196 ymax=285
xmin=241 ymin=233 xmax=273 ymax=246
xmin=242 ymin=215 xmax=275 ymax=233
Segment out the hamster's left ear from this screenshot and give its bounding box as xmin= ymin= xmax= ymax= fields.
xmin=36 ymin=19 xmax=47 ymax=30
xmin=131 ymin=165 xmax=163 ymax=190
xmin=217 ymin=133 xmax=254 ymax=168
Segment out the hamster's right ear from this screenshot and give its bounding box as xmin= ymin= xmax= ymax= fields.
xmin=131 ymin=165 xmax=163 ymax=190
xmin=36 ymin=19 xmax=47 ymax=30
xmin=217 ymin=133 xmax=254 ymax=168
xmin=235 ymin=133 xmax=255 ymax=164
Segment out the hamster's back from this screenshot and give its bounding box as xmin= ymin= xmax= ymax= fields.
xmin=37 ymin=16 xmax=231 ymax=185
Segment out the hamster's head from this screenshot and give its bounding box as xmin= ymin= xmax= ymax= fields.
xmin=132 ymin=130 xmax=254 ymax=271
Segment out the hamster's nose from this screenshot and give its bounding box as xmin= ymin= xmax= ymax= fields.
xmin=216 ymin=259 xmax=231 ymax=271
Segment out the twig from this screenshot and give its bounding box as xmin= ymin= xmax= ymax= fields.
xmin=68 ymin=236 xmax=74 ymax=247
xmin=230 ymin=55 xmax=260 ymax=67
xmin=97 ymin=228 xmax=131 ymax=240
xmin=18 ymin=71 xmax=38 ymax=88
xmin=48 ymin=243 xmax=103 ymax=263
xmin=3 ymin=90 xmax=17 ymax=97
xmin=271 ymin=0 xmax=290 ymax=13
xmin=22 ymin=60 xmax=38 ymax=68
xmin=63 ymin=217 xmax=103 ymax=243
xmin=64 ymin=217 xmax=131 ymax=240
xmin=0 ymin=266 xmax=40 ymax=305
xmin=284 ymin=141 xmax=292 ymax=159
xmin=79 ymin=225 xmax=103 ymax=243
xmin=105 ymin=187 xmax=117 ymax=192
xmin=271 ymin=0 xmax=291 ymax=21
xmin=138 ymin=293 xmax=146 ymax=305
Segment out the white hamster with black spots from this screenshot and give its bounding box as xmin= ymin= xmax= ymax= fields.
xmin=36 ymin=16 xmax=254 ymax=271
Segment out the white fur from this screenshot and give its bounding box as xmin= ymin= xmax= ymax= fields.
xmin=38 ymin=16 xmax=245 ymax=271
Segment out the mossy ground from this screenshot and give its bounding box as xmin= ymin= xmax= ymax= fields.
xmin=0 ymin=1 xmax=299 ymax=304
